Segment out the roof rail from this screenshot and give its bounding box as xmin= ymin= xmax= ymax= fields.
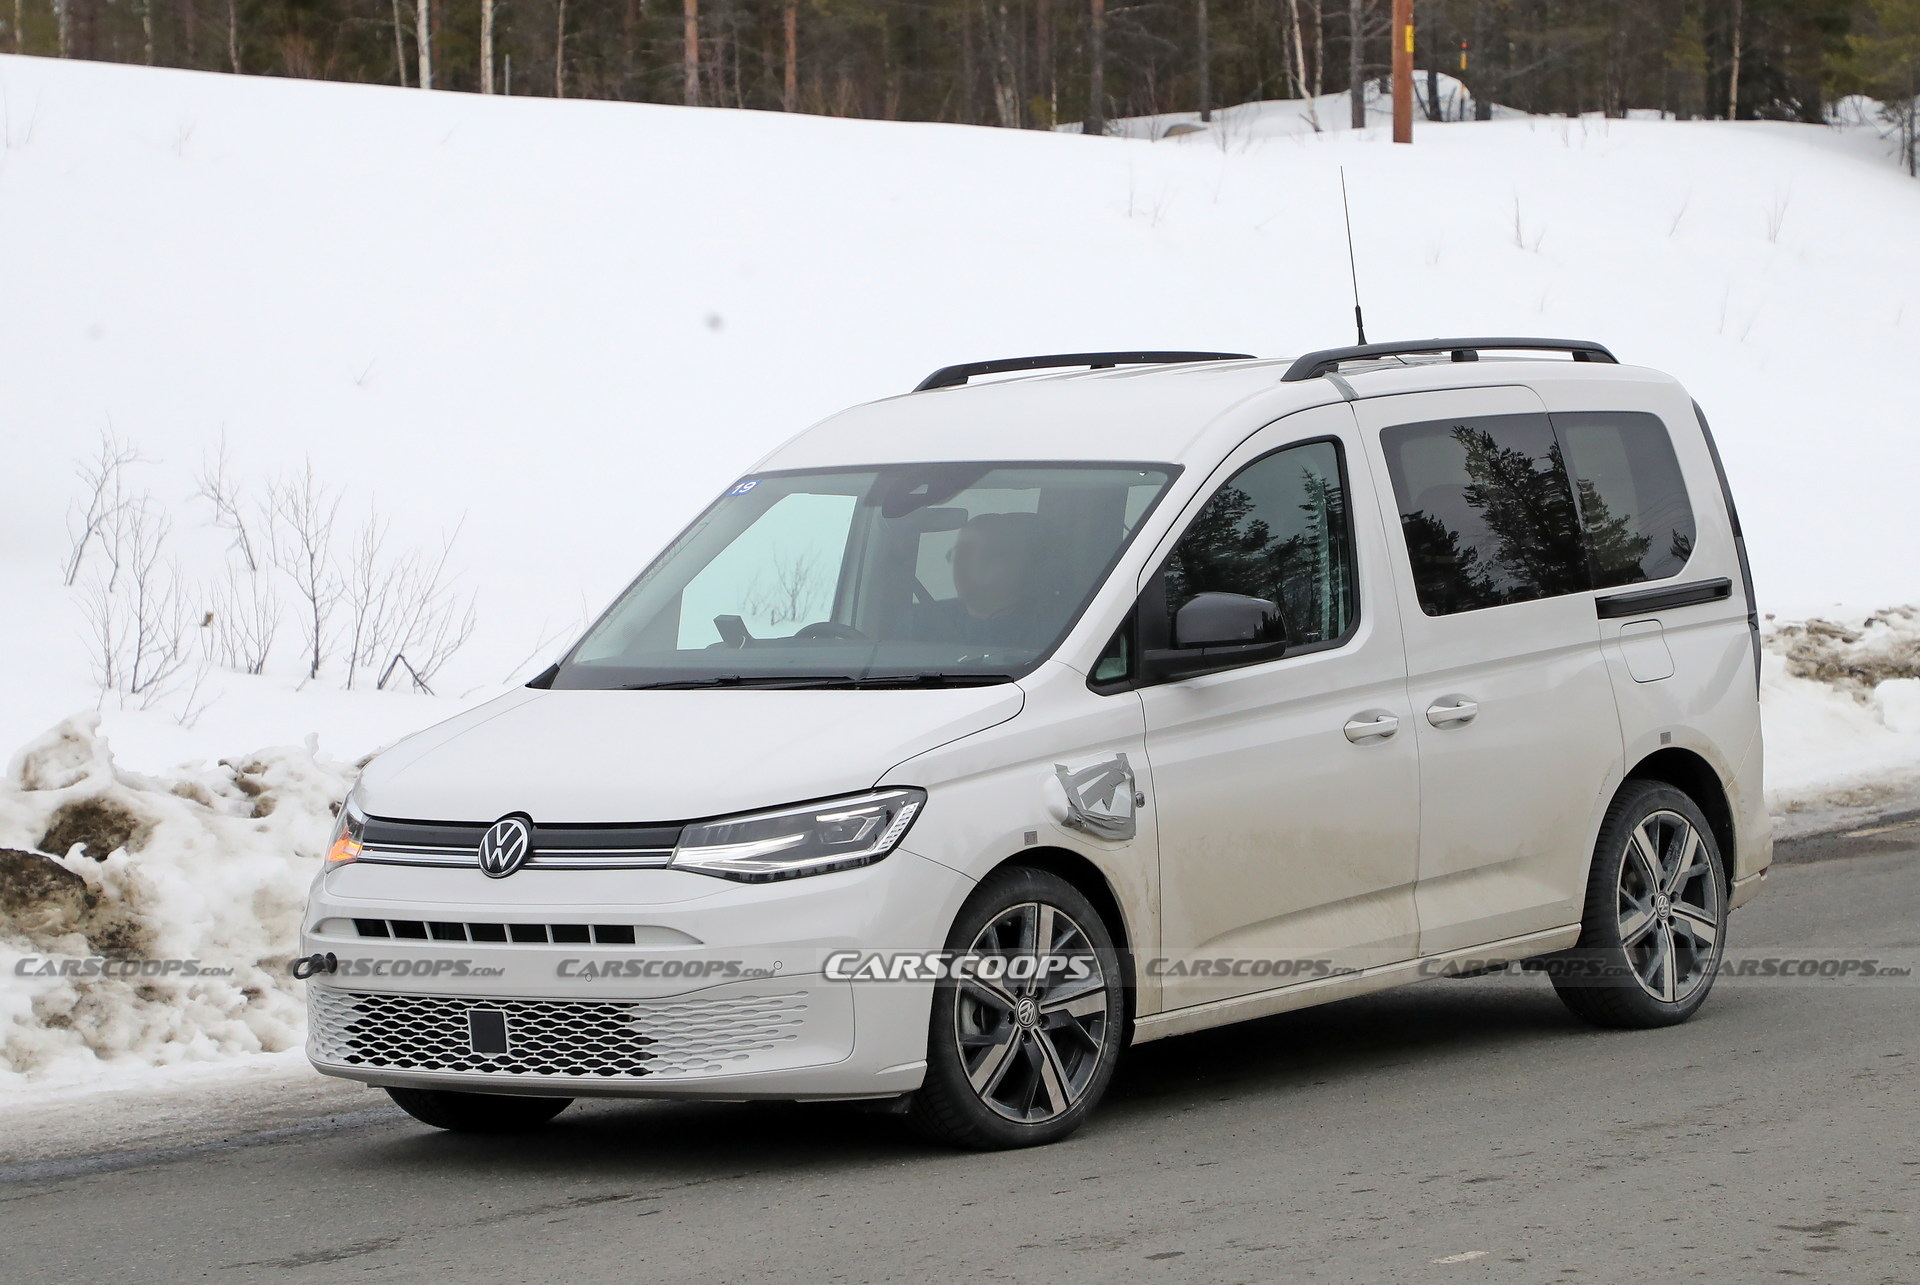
xmin=914 ymin=350 xmax=1256 ymax=392
xmin=1280 ymin=337 xmax=1617 ymax=383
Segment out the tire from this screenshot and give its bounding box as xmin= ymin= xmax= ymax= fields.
xmin=906 ymin=867 xmax=1126 ymax=1150
xmin=1550 ymin=780 xmax=1728 ymax=1029
xmin=385 ymin=1087 xmax=573 ymax=1133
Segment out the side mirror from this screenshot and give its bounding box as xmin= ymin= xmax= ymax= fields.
xmin=1173 ymin=592 xmax=1286 ymax=649
xmin=1148 ymin=592 xmax=1288 ymax=679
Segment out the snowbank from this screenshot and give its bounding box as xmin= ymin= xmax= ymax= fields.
xmin=0 ymin=716 xmax=349 ymax=1086
xmin=1762 ymin=608 xmax=1920 ymax=808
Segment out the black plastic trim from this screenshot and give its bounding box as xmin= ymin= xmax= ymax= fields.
xmin=1693 ymin=401 xmax=1763 ymax=695
xmin=1594 ymin=577 xmax=1732 ymax=619
xmin=914 ymin=351 xmax=1255 ymax=392
xmin=1281 ymin=336 xmax=1617 ymax=382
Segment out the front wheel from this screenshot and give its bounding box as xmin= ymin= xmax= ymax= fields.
xmin=385 ymin=1087 xmax=573 ymax=1132
xmin=1551 ymin=780 xmax=1728 ymax=1029
xmin=907 ymin=868 xmax=1125 ymax=1149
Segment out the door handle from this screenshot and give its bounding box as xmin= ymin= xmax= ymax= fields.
xmin=1343 ymin=713 xmax=1400 ymax=743
xmin=1426 ymin=699 xmax=1479 ymax=727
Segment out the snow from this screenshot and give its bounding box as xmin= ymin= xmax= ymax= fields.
xmin=1 ymin=53 xmax=1918 ymax=1086
xmin=1087 ymin=71 xmax=1522 ymax=142
xmin=0 ymin=715 xmax=349 ymax=1087
xmin=1761 ymin=609 xmax=1920 ymax=808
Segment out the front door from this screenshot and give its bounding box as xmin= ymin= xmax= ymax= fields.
xmin=1354 ymin=386 xmax=1624 ymax=955
xmin=1139 ymin=405 xmax=1422 ymax=1011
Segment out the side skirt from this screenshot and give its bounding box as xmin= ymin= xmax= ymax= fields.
xmin=1129 ymin=925 xmax=1582 ymax=1045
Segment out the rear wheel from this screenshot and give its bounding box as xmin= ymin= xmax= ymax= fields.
xmin=1551 ymin=780 xmax=1728 ymax=1029
xmin=385 ymin=1087 xmax=573 ymax=1132
xmin=907 ymin=868 xmax=1125 ymax=1150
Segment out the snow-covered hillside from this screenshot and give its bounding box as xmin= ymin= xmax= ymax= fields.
xmin=2 ymin=55 xmax=1919 ymax=1085
xmin=4 ymin=52 xmax=1919 ymax=771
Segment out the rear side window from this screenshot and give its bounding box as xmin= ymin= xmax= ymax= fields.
xmin=1556 ymin=412 xmax=1696 ymax=588
xmin=1381 ymin=414 xmax=1587 ymax=616
xmin=1161 ymin=439 xmax=1357 ymax=648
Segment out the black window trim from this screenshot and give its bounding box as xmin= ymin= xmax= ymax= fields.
xmin=1691 ymin=401 xmax=1763 ymax=694
xmin=1593 ymin=576 xmax=1732 ymax=619
xmin=1089 ymin=433 xmax=1362 ymax=694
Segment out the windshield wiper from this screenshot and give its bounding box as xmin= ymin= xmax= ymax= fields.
xmin=618 ymin=673 xmax=1017 ymax=691
xmin=617 ymin=675 xmax=860 ymax=690
xmin=780 ymin=673 xmax=1019 ymax=690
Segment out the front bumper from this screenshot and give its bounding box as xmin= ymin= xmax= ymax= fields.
xmin=300 ymin=848 xmax=973 ymax=1100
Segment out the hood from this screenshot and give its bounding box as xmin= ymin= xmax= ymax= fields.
xmin=356 ymin=685 xmax=1025 ymax=824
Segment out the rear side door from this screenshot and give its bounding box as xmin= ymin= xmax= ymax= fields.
xmin=1354 ymin=386 xmax=1623 ymax=956
xmin=1136 ymin=403 xmax=1422 ymax=1011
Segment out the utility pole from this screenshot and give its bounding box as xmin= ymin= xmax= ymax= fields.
xmin=1391 ymin=0 xmax=1412 ymax=142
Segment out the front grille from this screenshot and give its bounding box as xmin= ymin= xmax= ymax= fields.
xmin=350 ymin=919 xmax=638 ymax=945
xmin=309 ymin=987 xmax=809 ymax=1079
xmin=358 ymin=817 xmax=682 ymax=870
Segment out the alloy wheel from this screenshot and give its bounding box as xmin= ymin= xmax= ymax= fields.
xmin=952 ymin=901 xmax=1111 ymax=1123
xmin=1616 ymin=809 xmax=1722 ymax=1003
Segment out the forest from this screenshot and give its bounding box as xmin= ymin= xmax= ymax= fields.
xmin=5 ymin=0 xmax=1918 ymax=138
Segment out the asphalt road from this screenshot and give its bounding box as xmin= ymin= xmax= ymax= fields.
xmin=3 ymin=818 xmax=1917 ymax=1284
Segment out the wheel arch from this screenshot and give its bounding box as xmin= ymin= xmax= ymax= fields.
xmin=988 ymin=846 xmax=1137 ymax=1032
xmin=1625 ymin=747 xmax=1736 ymax=889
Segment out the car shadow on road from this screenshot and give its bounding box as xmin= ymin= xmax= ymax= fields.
xmin=350 ymin=974 xmax=1594 ymax=1177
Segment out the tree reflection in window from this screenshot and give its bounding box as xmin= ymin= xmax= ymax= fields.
xmin=1162 ymin=440 xmax=1355 ymax=646
xmin=1388 ymin=416 xmax=1590 ymax=616
xmin=1557 ymin=411 xmax=1697 ymax=589
xmin=1385 ymin=411 xmax=1698 ymax=617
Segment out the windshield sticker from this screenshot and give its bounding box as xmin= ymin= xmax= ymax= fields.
xmin=727 ymin=479 xmax=760 ymax=497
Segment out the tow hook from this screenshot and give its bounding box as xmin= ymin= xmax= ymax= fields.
xmin=291 ymin=952 xmax=338 ymax=979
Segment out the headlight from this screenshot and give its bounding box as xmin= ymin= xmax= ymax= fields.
xmin=671 ymin=788 xmax=926 ymax=883
xmin=326 ymin=795 xmax=366 ymax=866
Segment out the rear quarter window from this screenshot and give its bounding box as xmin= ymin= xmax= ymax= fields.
xmin=1554 ymin=411 xmax=1696 ymax=588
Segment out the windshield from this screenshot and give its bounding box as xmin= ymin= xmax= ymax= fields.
xmin=554 ymin=462 xmax=1177 ymax=690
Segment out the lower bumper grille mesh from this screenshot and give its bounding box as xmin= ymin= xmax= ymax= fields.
xmin=309 ymin=987 xmax=808 ymax=1080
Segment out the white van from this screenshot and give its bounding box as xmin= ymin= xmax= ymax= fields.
xmin=301 ymin=339 xmax=1770 ymax=1149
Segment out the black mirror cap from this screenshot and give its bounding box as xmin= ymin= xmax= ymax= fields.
xmin=1173 ymin=592 xmax=1287 ymax=650
xmin=1145 ymin=593 xmax=1290 ymax=681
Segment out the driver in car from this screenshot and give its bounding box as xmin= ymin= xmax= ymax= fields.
xmin=916 ymin=511 xmax=1060 ymax=650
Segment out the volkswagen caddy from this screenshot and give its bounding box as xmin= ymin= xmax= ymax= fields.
xmin=301 ymin=338 xmax=1770 ymax=1149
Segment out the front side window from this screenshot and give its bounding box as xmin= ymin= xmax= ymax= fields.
xmin=1160 ymin=439 xmax=1357 ymax=649
xmin=1381 ymin=414 xmax=1588 ymax=616
xmin=556 ymin=463 xmax=1175 ymax=689
xmin=1556 ymin=411 xmax=1696 ymax=588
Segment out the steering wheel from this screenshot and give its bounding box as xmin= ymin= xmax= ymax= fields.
xmin=793 ymin=621 xmax=869 ymax=642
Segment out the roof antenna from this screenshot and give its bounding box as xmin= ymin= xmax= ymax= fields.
xmin=1339 ymin=167 xmax=1368 ymax=346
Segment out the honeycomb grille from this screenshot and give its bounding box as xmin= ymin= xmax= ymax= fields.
xmin=309 ymin=987 xmax=809 ymax=1080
